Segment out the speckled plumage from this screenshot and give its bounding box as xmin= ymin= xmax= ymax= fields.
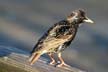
xmin=29 ymin=9 xmax=94 ymax=66
xmin=31 ymin=20 xmax=78 ymax=54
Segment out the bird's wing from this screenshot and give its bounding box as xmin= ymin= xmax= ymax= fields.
xmin=31 ymin=24 xmax=63 ymax=53
xmin=35 ymin=24 xmax=73 ymax=53
xmin=35 ymin=35 xmax=72 ymax=54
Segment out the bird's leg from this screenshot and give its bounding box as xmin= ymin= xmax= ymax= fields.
xmin=28 ymin=53 xmax=35 ymax=62
xmin=48 ymin=53 xmax=56 ymax=65
xmin=57 ymin=52 xmax=71 ymax=67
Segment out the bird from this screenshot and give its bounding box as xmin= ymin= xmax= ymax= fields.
xmin=28 ymin=9 xmax=94 ymax=67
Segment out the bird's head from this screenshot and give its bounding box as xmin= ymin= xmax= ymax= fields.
xmin=67 ymin=9 xmax=94 ymax=25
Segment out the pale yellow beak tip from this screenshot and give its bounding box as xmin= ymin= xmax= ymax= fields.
xmin=83 ymin=17 xmax=94 ymax=24
xmin=83 ymin=19 xmax=94 ymax=24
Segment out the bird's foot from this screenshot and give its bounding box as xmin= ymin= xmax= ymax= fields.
xmin=49 ymin=60 xmax=56 ymax=65
xmin=56 ymin=63 xmax=71 ymax=68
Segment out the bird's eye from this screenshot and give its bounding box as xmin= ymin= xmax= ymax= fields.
xmin=70 ymin=13 xmax=74 ymax=16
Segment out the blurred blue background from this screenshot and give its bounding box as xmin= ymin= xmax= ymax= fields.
xmin=0 ymin=0 xmax=108 ymax=72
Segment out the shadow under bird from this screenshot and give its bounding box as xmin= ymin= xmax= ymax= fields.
xmin=29 ymin=9 xmax=94 ymax=67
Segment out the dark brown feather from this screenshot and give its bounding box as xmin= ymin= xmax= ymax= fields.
xmin=29 ymin=9 xmax=94 ymax=65
xmin=31 ymin=20 xmax=79 ymax=54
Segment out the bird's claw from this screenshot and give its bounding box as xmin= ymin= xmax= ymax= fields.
xmin=56 ymin=63 xmax=71 ymax=68
xmin=49 ymin=60 xmax=56 ymax=65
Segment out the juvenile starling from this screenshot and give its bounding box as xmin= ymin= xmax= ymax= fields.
xmin=29 ymin=9 xmax=94 ymax=67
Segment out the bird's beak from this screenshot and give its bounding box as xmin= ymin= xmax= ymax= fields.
xmin=83 ymin=17 xmax=94 ymax=24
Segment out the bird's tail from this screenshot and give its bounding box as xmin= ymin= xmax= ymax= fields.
xmin=28 ymin=53 xmax=41 ymax=65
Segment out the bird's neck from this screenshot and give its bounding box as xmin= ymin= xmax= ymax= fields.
xmin=66 ymin=20 xmax=80 ymax=28
xmin=60 ymin=20 xmax=80 ymax=28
